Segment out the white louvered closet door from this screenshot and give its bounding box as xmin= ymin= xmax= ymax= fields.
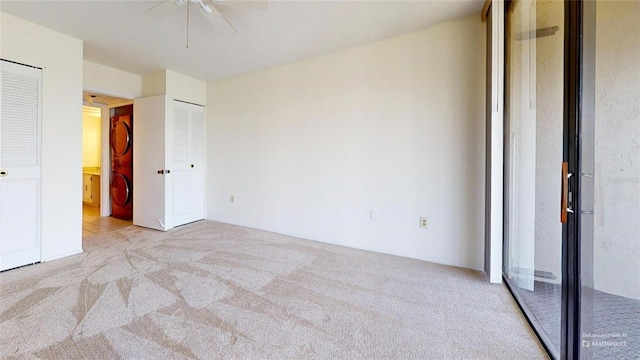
xmin=171 ymin=100 xmax=205 ymax=227
xmin=0 ymin=60 xmax=42 ymax=271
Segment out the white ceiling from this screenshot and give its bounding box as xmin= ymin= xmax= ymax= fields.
xmin=1 ymin=0 xmax=483 ymax=82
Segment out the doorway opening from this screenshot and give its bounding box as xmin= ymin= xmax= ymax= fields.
xmin=81 ymin=91 xmax=133 ymax=237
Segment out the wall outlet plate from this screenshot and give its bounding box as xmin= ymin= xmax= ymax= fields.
xmin=230 ymin=195 xmax=234 ymax=203
xmin=420 ymin=217 xmax=428 ymax=228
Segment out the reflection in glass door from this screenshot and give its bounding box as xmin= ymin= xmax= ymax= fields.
xmin=503 ymin=0 xmax=564 ymax=357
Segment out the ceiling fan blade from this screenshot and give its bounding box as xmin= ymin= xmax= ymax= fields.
xmin=210 ymin=0 xmax=268 ymax=11
xmin=203 ymin=6 xmax=237 ymax=34
xmin=145 ymin=0 xmax=185 ymax=18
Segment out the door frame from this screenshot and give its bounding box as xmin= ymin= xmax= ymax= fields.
xmin=561 ymin=1 xmax=584 ymax=358
xmin=562 ymin=1 xmax=597 ymax=359
xmin=82 ymin=87 xmax=134 ymax=218
xmin=82 ymin=101 xmax=110 ymax=216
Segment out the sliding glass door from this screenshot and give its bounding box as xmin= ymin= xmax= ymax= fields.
xmin=503 ymin=1 xmax=639 ymax=359
xmin=503 ymin=0 xmax=564 ymax=357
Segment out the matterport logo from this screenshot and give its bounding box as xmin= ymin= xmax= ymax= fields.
xmin=582 ymin=333 xmax=629 ymax=348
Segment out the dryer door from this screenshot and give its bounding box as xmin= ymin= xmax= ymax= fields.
xmin=111 ymin=121 xmax=131 ymax=156
xmin=111 ymin=173 xmax=131 ymax=207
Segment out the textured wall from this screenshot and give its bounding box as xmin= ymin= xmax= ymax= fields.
xmin=593 ymin=0 xmax=640 ymax=299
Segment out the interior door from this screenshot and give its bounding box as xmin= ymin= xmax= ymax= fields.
xmin=0 ymin=60 xmax=42 ymax=271
xmin=133 ymin=95 xmax=169 ymax=230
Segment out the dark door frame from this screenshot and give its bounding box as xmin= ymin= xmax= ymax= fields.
xmin=562 ymin=1 xmax=583 ymax=358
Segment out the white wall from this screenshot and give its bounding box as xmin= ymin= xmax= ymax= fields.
xmin=207 ymin=14 xmax=486 ymax=270
xmin=83 ymin=60 xmax=142 ymax=99
xmin=593 ymin=0 xmax=640 ymax=299
xmin=166 ymin=69 xmax=206 ymax=106
xmin=141 ymin=69 xmax=166 ymax=98
xmin=82 ymin=107 xmax=101 ymax=168
xmin=1 ymin=12 xmax=84 ymax=261
xmin=142 ymin=69 xmax=207 ymax=106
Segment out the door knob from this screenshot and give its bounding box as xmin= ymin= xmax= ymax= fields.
xmin=0 ymin=170 xmax=7 ymax=177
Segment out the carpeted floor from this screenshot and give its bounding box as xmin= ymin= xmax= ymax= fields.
xmin=0 ymin=220 xmax=547 ymax=359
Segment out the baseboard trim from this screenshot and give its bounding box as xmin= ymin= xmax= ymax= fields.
xmin=43 ymin=249 xmax=83 ymax=262
xmin=204 ymin=217 xmax=480 ymax=271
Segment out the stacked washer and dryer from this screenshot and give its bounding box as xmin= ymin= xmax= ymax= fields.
xmin=110 ymin=105 xmax=133 ymax=220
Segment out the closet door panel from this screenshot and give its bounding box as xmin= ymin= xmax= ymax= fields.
xmin=171 ymin=101 xmax=205 ymax=227
xmin=172 ymin=169 xmax=190 ymax=224
xmin=172 ymin=103 xmax=191 ymax=226
xmin=173 ymin=107 xmax=189 ymax=164
xmin=189 ymin=106 xmax=205 ymax=218
xmin=0 ymin=178 xmax=39 ymax=270
xmin=0 ymin=61 xmax=42 ymax=271
xmin=189 ymin=168 xmax=205 ymax=215
xmin=189 ymin=109 xmax=205 ymax=165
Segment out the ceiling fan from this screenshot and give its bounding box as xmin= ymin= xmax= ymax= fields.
xmin=145 ymin=0 xmax=267 ymax=40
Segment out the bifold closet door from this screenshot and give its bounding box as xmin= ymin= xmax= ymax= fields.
xmin=172 ymin=100 xmax=205 ymax=227
xmin=0 ymin=60 xmax=42 ymax=271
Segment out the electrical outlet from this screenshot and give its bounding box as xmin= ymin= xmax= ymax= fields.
xmin=370 ymin=209 xmax=379 ymax=222
xmin=230 ymin=195 xmax=234 ymax=203
xmin=420 ymin=217 xmax=428 ymax=228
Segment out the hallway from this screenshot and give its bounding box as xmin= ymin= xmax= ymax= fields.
xmin=82 ymin=204 xmax=130 ymax=237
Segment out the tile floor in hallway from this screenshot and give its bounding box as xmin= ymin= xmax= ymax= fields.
xmin=82 ymin=204 xmax=131 ymax=237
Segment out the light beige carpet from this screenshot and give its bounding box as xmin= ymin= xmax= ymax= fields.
xmin=1 ymin=220 xmax=547 ymax=359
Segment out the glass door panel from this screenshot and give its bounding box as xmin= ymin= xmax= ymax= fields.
xmin=504 ymin=0 xmax=564 ymax=356
xmin=580 ymin=1 xmax=640 ymax=358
